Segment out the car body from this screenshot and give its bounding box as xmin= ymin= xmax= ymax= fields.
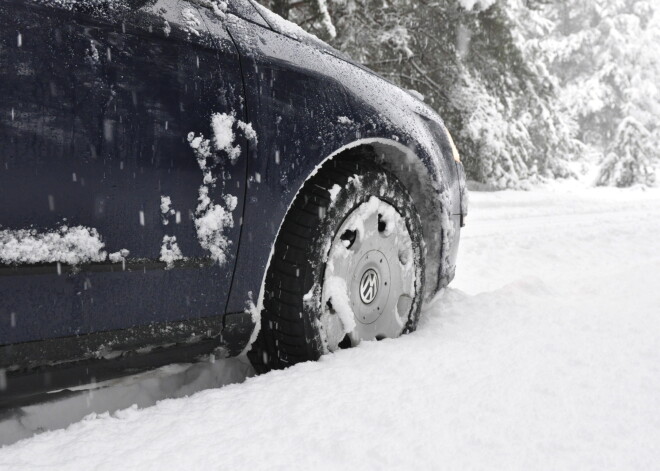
xmin=0 ymin=0 xmax=467 ymax=404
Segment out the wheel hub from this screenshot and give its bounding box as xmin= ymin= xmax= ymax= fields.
xmin=320 ymin=197 xmax=417 ymax=351
xmin=359 ymin=268 xmax=379 ymax=304
xmin=351 ymin=250 xmax=391 ymax=324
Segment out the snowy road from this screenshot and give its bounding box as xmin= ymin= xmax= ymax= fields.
xmin=1 ymin=184 xmax=660 ymax=469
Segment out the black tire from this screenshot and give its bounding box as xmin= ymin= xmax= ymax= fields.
xmin=249 ymin=157 xmax=425 ymax=372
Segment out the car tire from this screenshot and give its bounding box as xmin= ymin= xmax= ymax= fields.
xmin=249 ymin=157 xmax=425 ymax=372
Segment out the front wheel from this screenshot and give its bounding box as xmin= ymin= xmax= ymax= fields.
xmin=250 ymin=159 xmax=425 ymax=371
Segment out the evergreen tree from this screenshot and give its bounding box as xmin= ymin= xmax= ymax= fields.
xmin=541 ymin=0 xmax=660 ymax=185
xmin=257 ymin=0 xmax=658 ymax=187
xmin=596 ymin=117 xmax=656 ymax=187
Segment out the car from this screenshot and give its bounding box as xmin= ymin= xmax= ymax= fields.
xmin=0 ymin=0 xmax=467 ymax=405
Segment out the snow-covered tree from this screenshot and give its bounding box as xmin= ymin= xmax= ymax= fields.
xmin=259 ymin=0 xmax=582 ymax=188
xmin=265 ymin=0 xmax=337 ymax=39
xmin=541 ymin=0 xmax=660 ymax=185
xmin=258 ymin=0 xmax=659 ymax=187
xmin=596 ymin=117 xmax=656 ymax=187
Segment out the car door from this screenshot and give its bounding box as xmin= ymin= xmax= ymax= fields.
xmin=0 ymin=0 xmax=246 ymax=349
xmin=201 ymin=0 xmax=357 ymax=312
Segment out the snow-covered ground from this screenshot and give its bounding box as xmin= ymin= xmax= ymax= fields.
xmin=1 ymin=182 xmax=660 ymax=469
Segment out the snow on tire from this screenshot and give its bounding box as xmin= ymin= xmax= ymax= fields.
xmin=249 ymin=158 xmax=425 ymax=372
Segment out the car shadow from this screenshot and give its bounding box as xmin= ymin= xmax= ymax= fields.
xmin=0 ymin=355 xmax=255 ymax=447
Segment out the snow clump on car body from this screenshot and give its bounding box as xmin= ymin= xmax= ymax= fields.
xmin=187 ymin=112 xmax=257 ymax=266
xmin=0 ymin=226 xmax=108 ymax=266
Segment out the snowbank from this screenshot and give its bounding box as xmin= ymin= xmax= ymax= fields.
xmin=2 ymin=184 xmax=659 ymax=469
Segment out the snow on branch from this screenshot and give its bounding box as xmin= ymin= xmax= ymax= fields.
xmin=315 ymin=0 xmax=336 ymax=39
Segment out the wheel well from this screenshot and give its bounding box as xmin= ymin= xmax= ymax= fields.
xmin=321 ymin=140 xmax=448 ymax=299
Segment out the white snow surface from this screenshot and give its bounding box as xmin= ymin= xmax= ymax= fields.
xmin=242 ymin=291 xmax=261 ymax=356
xmin=108 ymin=249 xmax=129 ymax=264
xmin=160 ymin=195 xmax=175 ymax=225
xmin=458 ymin=0 xmax=497 ymax=11
xmin=406 ymin=89 xmax=425 ymax=101
xmin=159 ymin=235 xmax=183 ymax=269
xmin=328 ymin=183 xmax=342 ymax=201
xmin=188 ymin=112 xmax=254 ymax=266
xmin=314 ymin=0 xmax=336 ymax=39
xmin=162 ymin=19 xmax=171 ymax=37
xmin=197 ymin=0 xmax=227 ymax=19
xmin=181 ymin=8 xmax=201 ymax=36
xmin=236 ymin=120 xmax=258 ymax=144
xmin=322 ymin=276 xmax=357 ymax=333
xmin=0 ymin=226 xmax=107 ymax=265
xmin=194 ymin=192 xmax=236 ymax=266
xmin=2 ymin=183 xmax=660 ymax=469
xmin=210 ymin=113 xmax=258 ymax=163
xmin=251 ymin=1 xmax=321 ymax=42
xmin=159 ymin=196 xmax=173 ymax=216
xmin=211 ymin=112 xmax=241 ymax=161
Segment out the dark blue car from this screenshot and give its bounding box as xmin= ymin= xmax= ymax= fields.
xmin=0 ymin=0 xmax=467 ymax=404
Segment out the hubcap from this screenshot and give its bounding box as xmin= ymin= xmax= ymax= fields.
xmin=320 ymin=197 xmax=417 ymax=351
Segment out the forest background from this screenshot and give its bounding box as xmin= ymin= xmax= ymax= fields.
xmin=259 ymin=0 xmax=660 ymax=188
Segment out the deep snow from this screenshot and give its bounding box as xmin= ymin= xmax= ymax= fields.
xmin=1 ymin=182 xmax=659 ymax=469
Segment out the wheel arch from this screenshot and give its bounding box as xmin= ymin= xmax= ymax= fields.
xmin=247 ymin=137 xmax=453 ymax=325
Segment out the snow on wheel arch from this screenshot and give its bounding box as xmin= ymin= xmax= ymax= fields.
xmin=366 ymin=139 xmax=456 ymax=296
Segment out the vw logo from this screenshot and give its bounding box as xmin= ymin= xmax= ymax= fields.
xmin=359 ymin=269 xmax=379 ymax=304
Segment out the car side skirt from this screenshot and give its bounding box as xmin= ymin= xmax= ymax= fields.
xmin=0 ymin=311 xmax=254 ymax=407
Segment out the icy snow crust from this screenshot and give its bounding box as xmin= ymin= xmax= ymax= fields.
xmin=2 ymin=185 xmax=659 ymax=467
